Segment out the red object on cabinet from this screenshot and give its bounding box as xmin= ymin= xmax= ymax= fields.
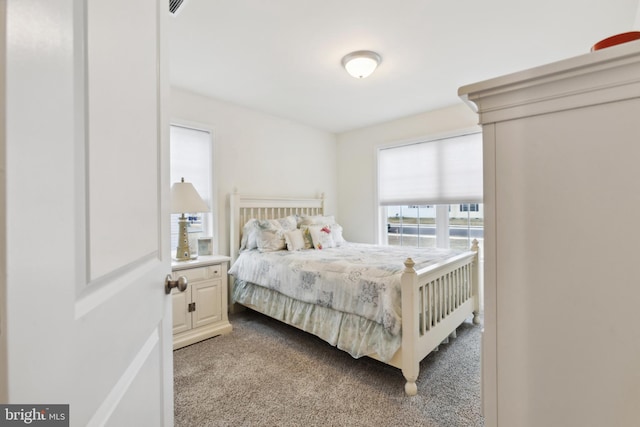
xmin=591 ymin=31 xmax=640 ymax=51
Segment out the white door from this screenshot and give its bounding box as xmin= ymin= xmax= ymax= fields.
xmin=2 ymin=1 xmax=174 ymax=426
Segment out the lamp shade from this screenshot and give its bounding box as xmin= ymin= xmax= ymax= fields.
xmin=170 ymin=178 xmax=209 ymax=213
xmin=341 ymin=50 xmax=382 ymax=79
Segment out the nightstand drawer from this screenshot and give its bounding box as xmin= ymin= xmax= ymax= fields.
xmin=208 ymin=264 xmax=222 ymax=278
xmin=176 ymin=264 xmax=222 ymax=283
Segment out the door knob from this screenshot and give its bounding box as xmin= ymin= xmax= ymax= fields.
xmin=165 ymin=274 xmax=188 ymax=294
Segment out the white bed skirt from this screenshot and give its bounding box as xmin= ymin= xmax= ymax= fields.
xmin=233 ymin=279 xmax=401 ymax=362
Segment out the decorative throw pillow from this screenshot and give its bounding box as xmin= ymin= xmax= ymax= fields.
xmin=284 ymin=229 xmax=305 ymax=251
xmin=309 ymin=225 xmax=336 ymax=250
xmin=299 ymin=225 xmax=316 ymax=249
xmin=255 ymin=219 xmax=286 ymax=252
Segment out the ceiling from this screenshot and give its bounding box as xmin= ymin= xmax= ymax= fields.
xmin=168 ymin=0 xmax=639 ymax=134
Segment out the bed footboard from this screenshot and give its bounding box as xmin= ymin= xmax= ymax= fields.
xmin=400 ymin=240 xmax=480 ymax=396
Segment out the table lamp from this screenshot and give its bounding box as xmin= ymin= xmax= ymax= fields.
xmin=171 ymin=177 xmax=209 ymax=261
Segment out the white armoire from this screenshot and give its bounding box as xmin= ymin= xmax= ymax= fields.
xmin=459 ymin=40 xmax=640 ymax=427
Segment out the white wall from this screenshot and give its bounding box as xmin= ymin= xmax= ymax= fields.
xmin=336 ymin=103 xmax=479 ymax=243
xmin=170 ymin=87 xmax=480 ymax=253
xmin=170 ymin=87 xmax=338 ymax=257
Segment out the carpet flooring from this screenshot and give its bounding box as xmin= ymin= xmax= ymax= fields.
xmin=174 ymin=309 xmax=484 ymax=427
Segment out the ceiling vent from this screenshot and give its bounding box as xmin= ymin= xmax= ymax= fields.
xmin=169 ymin=0 xmax=185 ymax=14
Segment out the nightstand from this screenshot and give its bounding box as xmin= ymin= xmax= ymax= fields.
xmin=171 ymin=255 xmax=232 ymax=349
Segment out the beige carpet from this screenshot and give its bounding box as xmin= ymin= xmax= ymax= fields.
xmin=174 ymin=309 xmax=484 ymax=427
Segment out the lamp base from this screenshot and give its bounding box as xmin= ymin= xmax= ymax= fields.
xmin=175 ymin=215 xmax=192 ymax=261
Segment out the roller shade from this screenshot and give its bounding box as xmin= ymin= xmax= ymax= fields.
xmin=378 ymin=133 xmax=482 ymax=206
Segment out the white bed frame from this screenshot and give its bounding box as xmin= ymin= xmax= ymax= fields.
xmin=229 ymin=193 xmax=481 ymax=396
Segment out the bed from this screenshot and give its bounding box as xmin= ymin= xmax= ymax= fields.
xmin=228 ymin=193 xmax=480 ymax=396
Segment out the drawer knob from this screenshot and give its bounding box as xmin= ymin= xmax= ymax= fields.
xmin=165 ymin=274 xmax=188 ymax=294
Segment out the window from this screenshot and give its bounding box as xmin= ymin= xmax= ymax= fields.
xmin=378 ymin=132 xmax=483 ymax=250
xmin=170 ymin=125 xmax=213 ymax=254
xmin=387 ymin=205 xmax=436 ymax=248
xmin=448 ymin=203 xmax=483 ymax=250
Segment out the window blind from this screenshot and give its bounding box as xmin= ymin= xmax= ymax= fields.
xmin=378 ymin=132 xmax=482 ymax=206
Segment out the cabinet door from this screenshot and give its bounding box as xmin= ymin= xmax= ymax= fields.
xmin=192 ymin=279 xmax=222 ymax=329
xmin=171 ymin=287 xmax=191 ymax=334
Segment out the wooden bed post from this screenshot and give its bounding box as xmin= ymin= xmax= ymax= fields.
xmin=471 ymin=239 xmax=481 ymax=325
xmin=401 ymin=257 xmax=419 ymax=396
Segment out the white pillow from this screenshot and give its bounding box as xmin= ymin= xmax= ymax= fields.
xmin=330 ymin=223 xmax=346 ymax=245
xmin=298 ymin=214 xmax=336 ymax=226
xmin=275 ymin=215 xmax=298 ymax=231
xmin=284 ymin=229 xmax=305 ymax=251
xmin=309 ymin=225 xmax=336 ymax=250
xmin=240 ymin=219 xmax=259 ymax=251
xmin=240 ymin=216 xmax=297 ymax=252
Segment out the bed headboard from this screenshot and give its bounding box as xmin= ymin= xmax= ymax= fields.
xmin=229 ymin=192 xmax=325 ymax=263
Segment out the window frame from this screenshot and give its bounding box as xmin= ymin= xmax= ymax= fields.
xmin=375 ymin=128 xmax=482 ymax=249
xmin=169 ymin=121 xmax=219 ymax=255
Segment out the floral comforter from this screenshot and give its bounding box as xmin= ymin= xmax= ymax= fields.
xmin=228 ymin=242 xmax=464 ymax=337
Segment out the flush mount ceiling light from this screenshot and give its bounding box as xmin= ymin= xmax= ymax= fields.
xmin=341 ymin=50 xmax=382 ymax=79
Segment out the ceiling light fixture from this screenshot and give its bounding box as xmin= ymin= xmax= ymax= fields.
xmin=341 ymin=50 xmax=382 ymax=79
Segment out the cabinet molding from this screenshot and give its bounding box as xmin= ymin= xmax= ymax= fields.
xmin=460 ymin=40 xmax=640 ymax=124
